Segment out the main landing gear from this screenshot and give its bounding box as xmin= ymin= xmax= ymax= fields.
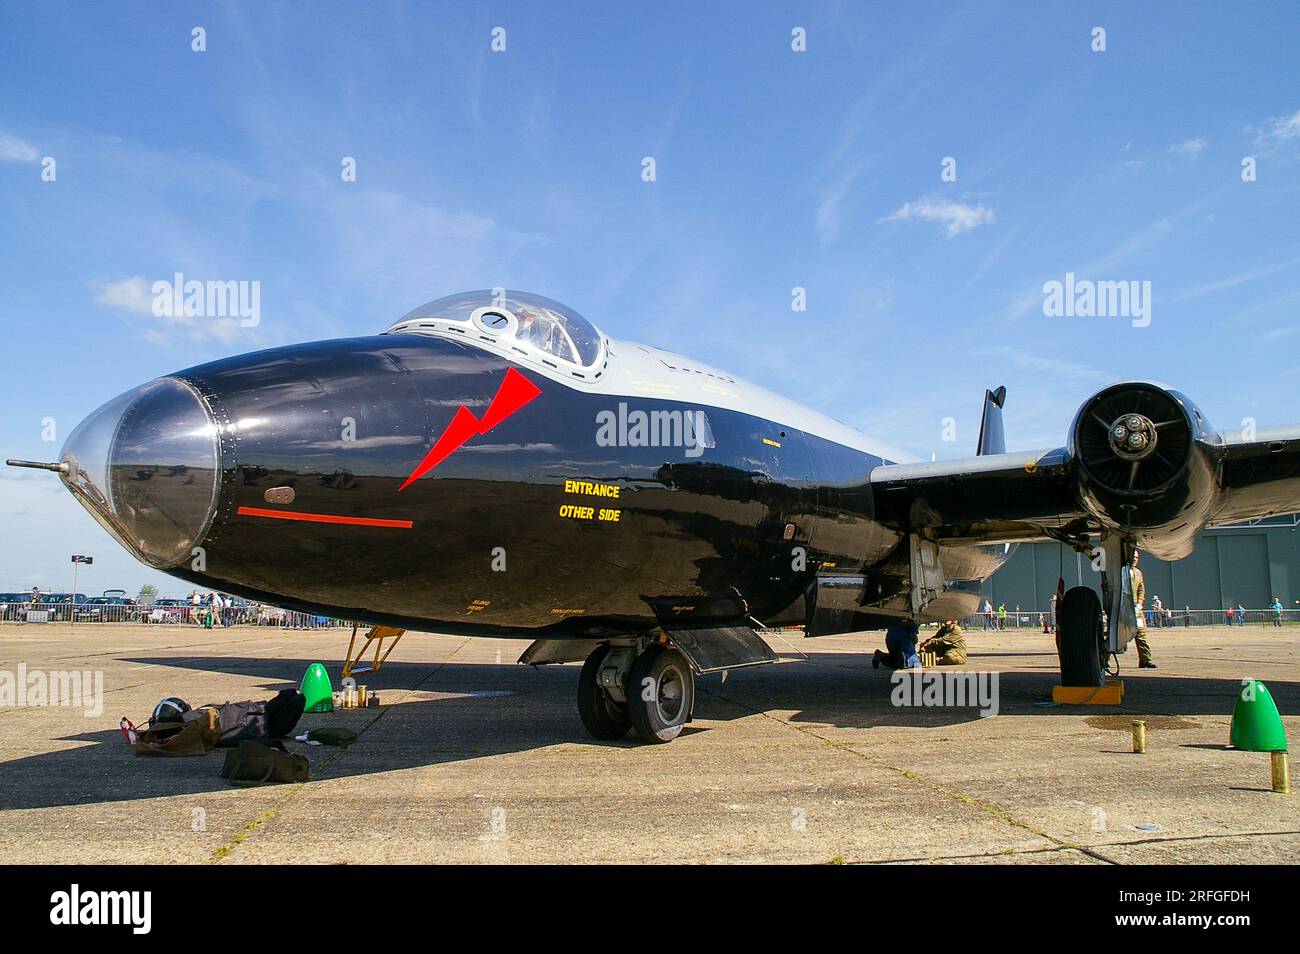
xmin=1057 ymin=536 xmax=1139 ymax=686
xmin=577 ymin=640 xmax=696 ymax=744
xmin=1056 ymin=586 xmax=1106 ymax=686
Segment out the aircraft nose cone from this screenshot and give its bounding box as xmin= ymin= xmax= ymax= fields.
xmin=60 ymin=377 xmax=220 ymax=568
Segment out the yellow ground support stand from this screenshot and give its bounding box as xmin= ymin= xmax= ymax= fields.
xmin=342 ymin=623 xmax=406 ymax=679
xmin=1052 ymin=679 xmax=1124 ymax=705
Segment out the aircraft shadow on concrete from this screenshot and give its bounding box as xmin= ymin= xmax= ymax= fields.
xmin=1 ymin=651 xmax=1292 ymax=810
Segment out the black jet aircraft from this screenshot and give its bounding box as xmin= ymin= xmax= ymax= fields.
xmin=10 ymin=290 xmax=1300 ymax=743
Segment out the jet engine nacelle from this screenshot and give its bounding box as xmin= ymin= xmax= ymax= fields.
xmin=1068 ymin=381 xmax=1221 ymax=560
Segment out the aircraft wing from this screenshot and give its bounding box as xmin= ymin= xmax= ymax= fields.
xmin=1210 ymin=424 xmax=1300 ymax=526
xmin=869 ymin=447 xmax=1086 ymax=545
xmin=868 ymin=384 xmax=1300 ymax=560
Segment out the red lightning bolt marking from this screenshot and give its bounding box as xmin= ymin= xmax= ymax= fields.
xmin=398 ymin=367 xmax=542 ymax=491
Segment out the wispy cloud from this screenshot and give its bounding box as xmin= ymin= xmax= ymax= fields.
xmin=858 ymin=343 xmax=1111 ymax=454
xmin=312 ymin=184 xmax=552 ymax=304
xmin=1248 ymin=107 xmax=1300 ymax=151
xmin=91 ymin=276 xmax=255 ymax=345
xmin=962 ymin=227 xmax=1019 ymax=294
xmin=1262 ymin=325 xmax=1300 ymax=343
xmin=879 ymin=194 xmax=994 ymax=237
xmin=1174 ymin=252 xmax=1300 ymax=301
xmin=0 ymin=129 xmax=39 ymax=162
xmin=1116 ymin=137 xmax=1207 ymax=172
xmin=1219 ymin=286 xmax=1300 ymax=340
xmin=815 ymin=158 xmax=870 ymax=245
xmin=972 ymin=344 xmax=1110 ymax=386
xmin=1003 ymin=180 xmax=1239 ymax=321
xmin=1169 ymin=137 xmax=1207 ymax=159
xmin=92 ymin=276 xmax=153 ymax=315
xmin=1003 ymin=216 xmax=1173 ymax=321
xmin=88 ymin=134 xmax=274 ymax=198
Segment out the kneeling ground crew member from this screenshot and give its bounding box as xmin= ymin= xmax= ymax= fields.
xmin=874 ymin=620 xmax=921 ymax=670
xmin=921 ymin=619 xmax=967 ymax=666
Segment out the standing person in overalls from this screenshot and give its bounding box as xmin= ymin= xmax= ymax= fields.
xmin=1131 ymin=550 xmax=1156 ymax=669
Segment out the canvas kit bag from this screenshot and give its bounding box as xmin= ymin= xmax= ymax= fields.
xmin=131 ymin=708 xmax=220 ymax=757
xmin=221 ymin=740 xmax=309 ymax=786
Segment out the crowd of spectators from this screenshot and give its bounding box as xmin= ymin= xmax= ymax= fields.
xmin=0 ymin=587 xmax=343 ymax=628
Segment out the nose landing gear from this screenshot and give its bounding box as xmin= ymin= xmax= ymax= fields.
xmin=1056 ymin=586 xmax=1105 ymax=686
xmin=577 ymin=643 xmax=632 ymax=740
xmin=627 ymin=644 xmax=695 ymax=743
xmin=577 ymin=640 xmax=696 ymax=744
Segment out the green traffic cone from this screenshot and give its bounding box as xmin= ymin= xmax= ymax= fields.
xmin=300 ymin=662 xmax=334 ymax=713
xmin=1229 ymin=680 xmax=1288 ymax=752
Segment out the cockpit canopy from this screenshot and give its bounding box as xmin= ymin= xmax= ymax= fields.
xmin=387 ymin=291 xmax=605 ymax=371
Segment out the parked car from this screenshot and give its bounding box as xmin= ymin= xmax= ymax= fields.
xmin=145 ymin=598 xmax=191 ymax=624
xmin=0 ymin=593 xmax=36 ymax=621
xmin=38 ymin=594 xmax=89 ymax=622
xmin=76 ymin=595 xmax=137 ymax=622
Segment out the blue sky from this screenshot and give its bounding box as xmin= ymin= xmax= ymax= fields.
xmin=1 ymin=1 xmax=1298 ymax=595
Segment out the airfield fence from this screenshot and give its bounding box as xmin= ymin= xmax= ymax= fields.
xmin=959 ymin=608 xmax=1299 ymax=631
xmin=0 ymin=602 xmax=349 ymax=628
xmin=2 ymin=602 xmax=1295 ymax=631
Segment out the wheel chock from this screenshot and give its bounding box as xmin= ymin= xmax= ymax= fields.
xmin=1052 ymin=679 xmax=1124 ymax=705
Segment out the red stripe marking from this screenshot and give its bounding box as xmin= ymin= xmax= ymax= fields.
xmin=237 ymin=506 xmax=413 ymax=529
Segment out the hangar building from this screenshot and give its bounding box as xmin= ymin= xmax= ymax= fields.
xmin=979 ymin=514 xmax=1299 ymax=613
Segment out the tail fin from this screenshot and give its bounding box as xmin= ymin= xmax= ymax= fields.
xmin=976 ymin=386 xmax=1007 ymax=456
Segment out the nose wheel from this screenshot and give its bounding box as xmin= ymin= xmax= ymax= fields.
xmin=577 ymin=644 xmax=631 ymax=740
xmin=577 ymin=641 xmax=695 ymax=744
xmin=627 ymin=644 xmax=695 ymax=743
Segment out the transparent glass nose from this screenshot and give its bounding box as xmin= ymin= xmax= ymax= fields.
xmin=60 ymin=377 xmax=220 ymax=568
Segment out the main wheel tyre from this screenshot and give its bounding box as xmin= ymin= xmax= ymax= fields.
xmin=577 ymin=644 xmax=630 ymax=741
xmin=627 ymin=644 xmax=694 ymax=744
xmin=1057 ymin=586 xmax=1104 ymax=686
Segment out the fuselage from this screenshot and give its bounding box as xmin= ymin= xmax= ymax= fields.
xmin=54 ymin=292 xmax=1010 ymax=638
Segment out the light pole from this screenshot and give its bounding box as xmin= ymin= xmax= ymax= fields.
xmin=70 ymin=555 xmax=93 ymax=624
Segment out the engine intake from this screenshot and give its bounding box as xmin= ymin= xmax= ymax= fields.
xmin=1075 ymin=384 xmax=1192 ymax=494
xmin=1069 ymin=382 xmax=1219 ymax=559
